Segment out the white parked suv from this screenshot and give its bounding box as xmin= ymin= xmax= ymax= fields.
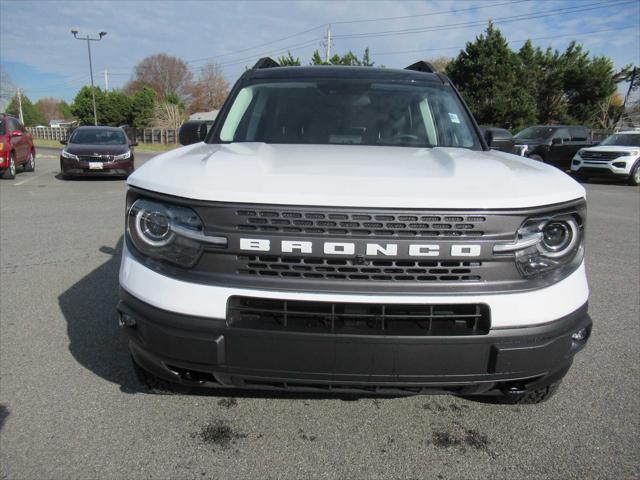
xmin=571 ymin=130 xmax=640 ymax=186
xmin=118 ymin=59 xmax=591 ymax=403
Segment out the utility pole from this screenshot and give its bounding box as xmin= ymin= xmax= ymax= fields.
xmin=71 ymin=30 xmax=107 ymax=126
xmin=324 ymin=25 xmax=332 ymax=63
xmin=16 ymin=88 xmax=24 ymax=124
xmin=104 ymin=69 xmax=109 ymax=91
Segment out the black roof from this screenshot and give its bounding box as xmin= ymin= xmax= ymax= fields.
xmin=72 ymin=125 xmax=125 ymax=131
xmin=245 ymin=65 xmax=444 ymax=83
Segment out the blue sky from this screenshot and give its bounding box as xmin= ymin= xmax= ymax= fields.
xmin=0 ymin=0 xmax=638 ymax=105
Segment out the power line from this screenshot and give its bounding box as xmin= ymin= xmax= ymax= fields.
xmin=370 ymin=26 xmax=639 ymax=56
xmin=333 ymin=0 xmax=634 ymax=39
xmin=330 ymin=0 xmax=528 ymax=25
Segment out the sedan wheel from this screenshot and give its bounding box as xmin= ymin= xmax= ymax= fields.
xmin=24 ymin=151 xmax=35 ymax=172
xmin=2 ymin=154 xmax=16 ymax=179
xmin=629 ymin=163 xmax=640 ymax=186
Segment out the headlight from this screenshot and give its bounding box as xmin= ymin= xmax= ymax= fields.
xmin=577 ymin=149 xmax=585 ymax=157
xmin=127 ymin=198 xmax=226 ymax=268
xmin=626 ymin=150 xmax=639 ymax=157
xmin=61 ymin=149 xmax=79 ymax=160
xmin=113 ymin=151 xmax=131 ymax=160
xmin=494 ymin=207 xmax=585 ymax=278
xmin=0 ymin=143 xmax=4 ymax=151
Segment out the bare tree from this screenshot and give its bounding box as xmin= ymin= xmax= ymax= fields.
xmin=427 ymin=57 xmax=452 ymax=73
xmin=35 ymin=97 xmax=63 ymax=122
xmin=125 ymin=53 xmax=193 ymax=101
xmin=0 ymin=67 xmax=16 ymax=110
xmin=153 ymin=102 xmax=186 ymax=130
xmin=189 ymin=62 xmax=229 ymax=113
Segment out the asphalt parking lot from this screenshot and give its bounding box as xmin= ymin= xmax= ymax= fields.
xmin=0 ymin=149 xmax=638 ymax=480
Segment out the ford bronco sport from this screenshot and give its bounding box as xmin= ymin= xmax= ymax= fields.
xmin=118 ymin=59 xmax=591 ymax=403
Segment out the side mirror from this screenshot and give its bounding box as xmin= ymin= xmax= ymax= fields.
xmin=551 ymin=138 xmax=563 ymax=145
xmin=60 ymin=139 xmax=67 ymax=145
xmin=10 ymin=130 xmax=23 ymax=137
xmin=483 ymin=129 xmax=494 ymax=148
xmin=179 ymin=121 xmax=207 ymax=146
xmin=129 ymin=140 xmax=138 ymax=147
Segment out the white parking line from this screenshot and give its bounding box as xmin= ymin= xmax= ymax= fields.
xmin=13 ymin=171 xmax=53 ymax=186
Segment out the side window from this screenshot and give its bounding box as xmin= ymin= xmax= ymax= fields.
xmin=553 ymin=128 xmax=571 ymax=142
xmin=7 ymin=119 xmax=17 ymax=132
xmin=569 ymin=127 xmax=588 ymax=142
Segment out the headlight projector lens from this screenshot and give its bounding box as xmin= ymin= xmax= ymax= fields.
xmin=136 ymin=208 xmax=174 ymax=246
xmin=542 ymin=221 xmax=572 ymax=252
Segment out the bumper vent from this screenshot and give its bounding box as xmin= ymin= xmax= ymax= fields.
xmin=237 ymin=256 xmax=483 ymax=282
xmin=236 ymin=209 xmax=485 ymax=237
xmin=227 ymin=297 xmax=490 ymax=336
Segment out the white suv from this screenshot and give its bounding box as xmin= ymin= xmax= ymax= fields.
xmin=118 ymin=59 xmax=591 ymax=404
xmin=571 ymin=130 xmax=640 ymax=186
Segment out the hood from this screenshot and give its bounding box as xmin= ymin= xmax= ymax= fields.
xmin=65 ymin=143 xmax=129 ymax=156
xmin=128 ymin=143 xmax=585 ymax=209
xmin=581 ymin=145 xmax=639 ymax=153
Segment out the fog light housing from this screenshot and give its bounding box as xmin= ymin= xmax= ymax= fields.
xmin=612 ymin=162 xmax=626 ymax=168
xmin=572 ymin=159 xmax=580 ymax=166
xmin=571 ymin=328 xmax=588 ymax=341
xmin=119 ymin=313 xmax=137 ymax=327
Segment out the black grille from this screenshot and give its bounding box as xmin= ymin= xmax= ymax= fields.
xmin=580 ymin=151 xmax=625 ymax=161
xmin=238 ymin=255 xmax=483 ymax=282
xmin=78 ymin=155 xmax=113 ymax=162
xmin=228 ymin=297 xmax=490 ymax=335
xmin=235 ymin=209 xmax=486 ymax=237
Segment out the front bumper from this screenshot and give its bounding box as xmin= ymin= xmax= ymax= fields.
xmin=571 ymin=156 xmax=638 ymax=178
xmin=61 ymin=156 xmax=133 ymax=177
xmin=118 ymin=288 xmax=591 ymax=395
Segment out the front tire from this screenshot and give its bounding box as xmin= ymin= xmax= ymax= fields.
xmin=2 ymin=153 xmax=16 ymax=179
xmin=24 ymin=150 xmax=35 ymax=172
xmin=629 ymin=162 xmax=640 ymax=186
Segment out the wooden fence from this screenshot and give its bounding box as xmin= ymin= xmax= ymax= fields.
xmin=27 ymin=127 xmax=180 ymax=145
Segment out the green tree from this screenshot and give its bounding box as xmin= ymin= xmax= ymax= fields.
xmin=310 ymin=48 xmax=375 ymax=66
xmin=71 ymin=86 xmax=107 ymax=125
xmin=59 ymin=100 xmax=73 ymax=120
xmin=277 ymin=51 xmax=301 ymax=66
xmin=103 ymin=90 xmax=133 ymax=126
xmin=446 ymin=23 xmax=536 ymax=130
xmin=5 ymin=93 xmax=45 ymax=126
xmin=130 ymin=87 xmax=156 ymax=129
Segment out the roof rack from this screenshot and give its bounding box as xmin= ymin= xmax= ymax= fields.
xmin=253 ymin=57 xmax=280 ymax=70
xmin=404 ymin=61 xmax=436 ymax=73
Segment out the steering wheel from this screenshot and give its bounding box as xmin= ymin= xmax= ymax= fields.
xmin=390 ymin=133 xmax=421 ymax=143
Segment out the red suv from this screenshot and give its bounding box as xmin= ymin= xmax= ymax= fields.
xmin=0 ymin=113 xmax=36 ymax=179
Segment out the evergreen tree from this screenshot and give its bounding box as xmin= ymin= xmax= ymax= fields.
xmin=130 ymin=87 xmax=156 ymax=130
xmin=446 ymin=23 xmax=536 ymax=130
xmin=5 ymin=93 xmax=45 ymax=126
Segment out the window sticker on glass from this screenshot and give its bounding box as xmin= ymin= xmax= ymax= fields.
xmin=448 ymin=113 xmax=460 ymax=124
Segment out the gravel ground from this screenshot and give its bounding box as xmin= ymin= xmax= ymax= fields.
xmin=0 ymin=150 xmax=638 ymax=479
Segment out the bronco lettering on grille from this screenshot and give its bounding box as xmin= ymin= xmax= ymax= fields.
xmin=239 ymin=238 xmax=482 ymax=257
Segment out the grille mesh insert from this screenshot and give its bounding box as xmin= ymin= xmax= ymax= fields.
xmin=228 ymin=296 xmax=491 ymax=335
xmin=580 ymin=151 xmax=625 ymax=161
xmin=238 ymin=255 xmax=483 ymax=282
xmin=236 ymin=209 xmax=486 ymax=237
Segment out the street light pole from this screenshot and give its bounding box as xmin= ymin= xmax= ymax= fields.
xmin=71 ymin=30 xmax=107 ymax=126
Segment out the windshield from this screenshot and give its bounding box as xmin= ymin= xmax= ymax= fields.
xmin=599 ymin=133 xmax=640 ymax=147
xmin=213 ymin=79 xmax=480 ymax=149
xmin=69 ymin=129 xmax=126 ymax=145
xmin=515 ymin=126 xmax=555 ymax=141
xmin=0 ymin=120 xmax=5 ymax=136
